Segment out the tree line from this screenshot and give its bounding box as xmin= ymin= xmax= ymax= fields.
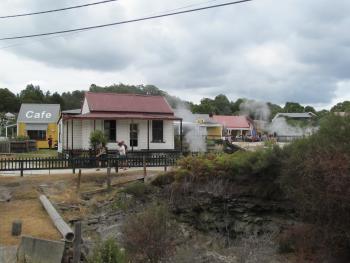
xmin=0 ymin=84 xmax=349 ymax=118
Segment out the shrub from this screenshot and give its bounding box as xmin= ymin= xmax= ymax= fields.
xmin=88 ymin=238 xmax=127 ymax=263
xmin=89 ymin=130 xmax=107 ymax=150
xmin=281 ymin=115 xmax=350 ymax=260
xmin=13 ymin=135 xmax=30 ymax=141
xmin=151 ymin=172 xmax=175 ymax=187
xmin=121 ymin=204 xmax=177 ymax=263
xmin=121 ymin=181 xmax=153 ymax=199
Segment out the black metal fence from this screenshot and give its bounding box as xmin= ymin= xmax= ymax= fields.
xmin=0 ymin=152 xmax=182 ymax=176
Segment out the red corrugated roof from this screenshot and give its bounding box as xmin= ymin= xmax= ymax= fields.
xmin=85 ymin=92 xmax=174 ymax=114
xmin=65 ymin=112 xmax=181 ymax=121
xmin=212 ymin=115 xmax=252 ymax=129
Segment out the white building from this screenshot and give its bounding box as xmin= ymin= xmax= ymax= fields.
xmin=58 ymin=92 xmax=182 ymax=153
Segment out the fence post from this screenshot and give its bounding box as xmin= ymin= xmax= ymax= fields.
xmin=72 ymin=221 xmax=82 ymax=263
xmin=77 ymin=169 xmax=81 ymax=192
xmin=143 ymin=155 xmax=147 ymax=180
xmin=20 ymin=161 xmax=23 ymax=177
xmin=72 ymin=158 xmax=76 ymax=174
xmin=107 ymin=167 xmax=111 ymax=190
xmin=115 ymin=159 xmax=119 ymax=174
xmin=164 ymin=155 xmax=168 ymax=172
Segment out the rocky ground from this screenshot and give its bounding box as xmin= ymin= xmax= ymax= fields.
xmin=0 ymin=169 xmax=296 ymax=262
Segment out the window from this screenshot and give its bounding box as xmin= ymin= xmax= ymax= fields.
xmin=152 ymin=120 xmax=163 ymax=143
xmin=104 ymin=120 xmax=116 ymax=141
xmin=27 ymin=130 xmax=46 ymax=140
xmin=130 ymin=123 xmax=138 ymax=147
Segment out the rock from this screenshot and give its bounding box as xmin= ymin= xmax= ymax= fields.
xmin=0 ymin=186 xmax=12 ymax=202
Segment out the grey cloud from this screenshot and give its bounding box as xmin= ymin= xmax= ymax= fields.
xmin=0 ymin=0 xmax=350 ymax=105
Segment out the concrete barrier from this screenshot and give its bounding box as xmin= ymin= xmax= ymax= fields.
xmin=0 ymin=246 xmax=17 ymax=263
xmin=18 ymin=236 xmax=65 ymax=263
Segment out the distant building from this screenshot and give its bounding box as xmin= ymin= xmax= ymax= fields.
xmin=17 ymin=104 xmax=60 ymax=149
xmin=193 ymin=114 xmax=223 ymax=139
xmin=272 ymin=112 xmax=316 ymax=122
xmin=212 ymin=115 xmax=255 ymax=137
xmin=4 ymin=112 xmax=15 ymax=120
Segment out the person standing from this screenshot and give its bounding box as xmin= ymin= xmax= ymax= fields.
xmin=48 ymin=136 xmax=53 ymax=150
xmin=117 ymin=141 xmax=128 ymax=170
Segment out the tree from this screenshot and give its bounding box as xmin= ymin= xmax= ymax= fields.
xmin=231 ymin=98 xmax=245 ymax=114
xmin=61 ymin=90 xmax=85 ymax=110
xmin=0 ymin=88 xmax=20 ymax=112
xmin=283 ymin=102 xmax=304 ymax=113
xmin=282 ymin=115 xmax=350 ymax=260
xmin=191 ymin=98 xmax=216 ymax=114
xmin=330 ymin=101 xmax=350 ymax=112
xmin=213 ymin=94 xmax=232 ymax=115
xmin=304 ymin=105 xmax=316 ymax=113
xmin=19 ymin=84 xmax=45 ymax=103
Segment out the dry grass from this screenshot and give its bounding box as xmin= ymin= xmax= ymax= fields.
xmin=0 ymin=200 xmax=61 ymax=246
xmin=0 ymin=169 xmax=162 ymax=246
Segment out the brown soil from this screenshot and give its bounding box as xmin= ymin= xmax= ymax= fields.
xmin=0 ymin=169 xmax=162 ymax=246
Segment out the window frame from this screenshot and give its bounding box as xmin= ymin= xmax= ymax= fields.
xmin=130 ymin=123 xmax=138 ymax=147
xmin=104 ymin=120 xmax=117 ymax=142
xmin=152 ymin=120 xmax=164 ymax=143
xmin=27 ymin=130 xmax=47 ymax=140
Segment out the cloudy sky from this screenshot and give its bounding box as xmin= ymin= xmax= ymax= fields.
xmin=0 ymin=0 xmax=349 ymax=109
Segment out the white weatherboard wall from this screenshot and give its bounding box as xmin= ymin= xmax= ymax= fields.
xmin=81 ymin=98 xmax=90 ymax=114
xmin=61 ymin=119 xmax=175 ymax=151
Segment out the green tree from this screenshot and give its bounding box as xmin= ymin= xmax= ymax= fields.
xmin=191 ymin=98 xmax=216 ymax=114
xmin=19 ymin=84 xmax=45 ymax=103
xmin=283 ymin=102 xmax=305 ymax=113
xmin=230 ymin=98 xmax=245 ymax=114
xmin=304 ymin=105 xmax=316 ymax=113
xmin=213 ymin=94 xmax=232 ymax=115
xmin=61 ymin=90 xmax=85 ymax=110
xmin=0 ymin=88 xmax=20 ymax=112
xmin=331 ymin=101 xmax=350 ymax=112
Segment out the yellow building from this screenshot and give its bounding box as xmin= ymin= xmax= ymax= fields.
xmin=17 ymin=104 xmax=60 ymax=149
xmin=194 ymin=114 xmax=223 ymax=140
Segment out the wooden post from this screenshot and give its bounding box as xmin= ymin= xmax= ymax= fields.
xmin=72 ymin=158 xmax=76 ymax=174
xmin=180 ymin=119 xmax=183 ymax=153
xmin=147 ymin=120 xmax=150 ymax=151
xmin=115 ymin=159 xmax=119 ymax=174
xmin=66 ymin=119 xmax=69 ymax=151
xmin=12 ymin=220 xmax=22 ymax=236
xmin=72 ymin=221 xmax=82 ymax=263
xmin=164 ymin=155 xmax=168 ymax=172
xmin=71 ymin=119 xmax=74 ymax=151
xmin=107 ymin=167 xmax=111 ymax=190
xmin=20 ymin=161 xmax=23 ymax=177
xmin=77 ymin=169 xmax=81 ymax=192
xmin=143 ymin=155 xmax=147 ymax=180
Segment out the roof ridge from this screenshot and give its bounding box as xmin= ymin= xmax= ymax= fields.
xmin=86 ymin=91 xmax=164 ymax=98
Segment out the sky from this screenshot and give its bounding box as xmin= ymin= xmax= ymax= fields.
xmin=0 ymin=0 xmax=349 ymax=110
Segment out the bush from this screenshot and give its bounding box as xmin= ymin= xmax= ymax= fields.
xmin=13 ymin=135 xmax=30 ymax=141
xmin=121 ymin=204 xmax=177 ymax=262
xmin=121 ymin=181 xmax=153 ymax=199
xmin=281 ymin=115 xmax=350 ymax=260
xmin=151 ymin=172 xmax=175 ymax=187
xmin=88 ymin=238 xmax=127 ymax=263
xmin=172 ymin=148 xmax=285 ymax=199
xmin=90 ymin=130 xmax=107 ymax=150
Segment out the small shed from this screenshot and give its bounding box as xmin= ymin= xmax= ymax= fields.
xmin=17 ymin=104 xmax=61 ymax=149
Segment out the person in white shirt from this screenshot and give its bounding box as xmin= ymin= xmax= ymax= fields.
xmin=117 ymin=141 xmax=128 ymax=170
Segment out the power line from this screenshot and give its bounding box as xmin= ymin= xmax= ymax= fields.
xmin=0 ymin=0 xmax=222 ymax=50
xmin=0 ymin=0 xmax=119 ymax=19
xmin=0 ymin=0 xmax=253 ymax=41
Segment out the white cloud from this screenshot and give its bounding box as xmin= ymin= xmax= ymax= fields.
xmin=0 ymin=0 xmax=349 ymax=107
